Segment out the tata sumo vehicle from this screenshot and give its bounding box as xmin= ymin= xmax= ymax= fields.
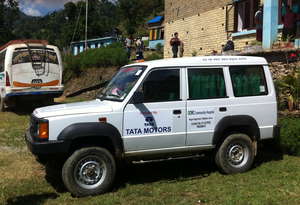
xmin=26 ymin=56 xmax=279 ymax=197
xmin=0 ymin=40 xmax=64 ymax=111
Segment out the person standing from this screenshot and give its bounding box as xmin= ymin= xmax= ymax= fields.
xmin=170 ymin=32 xmax=181 ymax=58
xmin=125 ymin=36 xmax=133 ymax=59
xmin=282 ymin=6 xmax=296 ymax=41
xmin=179 ymin=41 xmax=184 ymax=57
xmin=255 ymin=6 xmax=263 ymax=42
xmin=135 ymin=37 xmax=144 ymax=60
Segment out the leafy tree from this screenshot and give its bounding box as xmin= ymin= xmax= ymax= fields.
xmin=1 ymin=0 xmax=164 ymax=49
xmin=0 ymin=0 xmax=19 ymax=45
xmin=117 ymin=0 xmax=164 ymax=35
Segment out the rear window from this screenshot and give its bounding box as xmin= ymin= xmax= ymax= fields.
xmin=12 ymin=48 xmax=59 ymax=65
xmin=229 ymin=65 xmax=268 ymax=97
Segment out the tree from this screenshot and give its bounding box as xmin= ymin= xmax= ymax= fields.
xmin=0 ymin=0 xmax=19 ymax=45
xmin=117 ymin=0 xmax=164 ymax=35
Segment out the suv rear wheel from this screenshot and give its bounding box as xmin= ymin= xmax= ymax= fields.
xmin=62 ymin=147 xmax=116 ymax=197
xmin=215 ymin=133 xmax=255 ymax=174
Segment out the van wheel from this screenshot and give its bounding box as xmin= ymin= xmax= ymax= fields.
xmin=62 ymin=147 xmax=116 ymax=197
xmin=215 ymin=133 xmax=254 ymax=174
xmin=0 ymin=97 xmax=5 ymax=112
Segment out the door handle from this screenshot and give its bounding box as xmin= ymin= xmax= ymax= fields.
xmin=173 ymin=110 xmax=182 ymax=115
xmin=219 ymin=107 xmax=227 ymax=112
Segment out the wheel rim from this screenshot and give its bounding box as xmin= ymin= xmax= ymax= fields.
xmin=227 ymin=143 xmax=249 ymax=168
xmin=74 ymin=156 xmax=107 ymax=190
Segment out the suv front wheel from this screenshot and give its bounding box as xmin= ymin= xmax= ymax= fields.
xmin=215 ymin=133 xmax=255 ymax=174
xmin=62 ymin=147 xmax=116 ymax=197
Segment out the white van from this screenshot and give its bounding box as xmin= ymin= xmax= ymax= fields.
xmin=0 ymin=40 xmax=64 ymax=111
xmin=26 ymin=56 xmax=279 ymax=197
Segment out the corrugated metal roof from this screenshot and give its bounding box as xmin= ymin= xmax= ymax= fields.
xmin=148 ymin=16 xmax=164 ymax=24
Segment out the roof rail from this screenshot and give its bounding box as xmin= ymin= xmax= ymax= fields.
xmin=0 ymin=40 xmax=49 ymax=51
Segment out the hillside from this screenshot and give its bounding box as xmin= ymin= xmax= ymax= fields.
xmin=62 ymin=66 xmax=119 ymax=100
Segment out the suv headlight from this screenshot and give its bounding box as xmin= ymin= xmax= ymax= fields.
xmin=30 ymin=114 xmax=49 ymax=142
xmin=37 ymin=121 xmax=49 ymax=140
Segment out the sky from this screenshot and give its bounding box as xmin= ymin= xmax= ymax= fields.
xmin=19 ymin=0 xmax=81 ymax=17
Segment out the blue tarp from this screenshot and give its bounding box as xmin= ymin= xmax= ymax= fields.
xmin=148 ymin=16 xmax=164 ymax=24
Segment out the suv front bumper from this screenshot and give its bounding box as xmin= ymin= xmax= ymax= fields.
xmin=25 ymin=130 xmax=70 ymax=155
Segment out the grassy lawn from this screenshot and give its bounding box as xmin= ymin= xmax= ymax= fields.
xmin=0 ymin=104 xmax=300 ymax=205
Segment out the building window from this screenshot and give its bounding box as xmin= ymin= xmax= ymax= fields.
xmin=234 ymin=0 xmax=260 ymax=32
xmin=149 ymin=28 xmax=164 ymax=41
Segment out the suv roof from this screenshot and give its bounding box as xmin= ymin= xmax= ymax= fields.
xmin=131 ymin=56 xmax=268 ymax=68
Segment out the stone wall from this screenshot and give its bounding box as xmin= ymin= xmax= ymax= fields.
xmin=243 ymin=50 xmax=299 ymax=80
xmin=164 ymin=7 xmax=228 ymax=58
xmin=164 ymin=0 xmax=259 ymax=58
xmin=165 ymin=0 xmax=231 ymax=22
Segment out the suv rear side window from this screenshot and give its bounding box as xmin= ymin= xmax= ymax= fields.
xmin=188 ymin=68 xmax=226 ymax=100
xmin=141 ymin=69 xmax=180 ymax=103
xmin=229 ymin=65 xmax=268 ymax=97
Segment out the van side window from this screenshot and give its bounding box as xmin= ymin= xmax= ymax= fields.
xmin=229 ymin=65 xmax=268 ymax=97
xmin=0 ymin=51 xmax=6 ymax=72
xmin=188 ymin=68 xmax=226 ymax=100
xmin=141 ymin=69 xmax=180 ymax=103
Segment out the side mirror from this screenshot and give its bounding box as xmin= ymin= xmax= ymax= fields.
xmin=131 ymin=92 xmax=144 ymax=104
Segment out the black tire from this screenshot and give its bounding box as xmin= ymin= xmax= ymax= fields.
xmin=215 ymin=133 xmax=255 ymax=174
xmin=62 ymin=147 xmax=116 ymax=197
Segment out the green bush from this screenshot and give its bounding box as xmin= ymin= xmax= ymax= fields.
xmin=106 ymin=42 xmax=124 ymax=48
xmin=145 ymin=52 xmax=163 ymax=61
xmin=278 ymin=117 xmax=300 ymax=156
xmin=63 ymin=46 xmax=128 ymax=82
xmin=155 ymin=43 xmax=163 ymax=53
xmin=143 ymin=40 xmax=149 ymax=47
xmin=275 ymin=67 xmax=300 ymax=111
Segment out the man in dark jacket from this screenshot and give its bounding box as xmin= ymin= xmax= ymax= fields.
xmin=170 ymin=32 xmax=181 ymax=58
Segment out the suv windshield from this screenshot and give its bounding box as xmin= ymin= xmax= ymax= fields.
xmin=98 ymin=66 xmax=146 ymax=101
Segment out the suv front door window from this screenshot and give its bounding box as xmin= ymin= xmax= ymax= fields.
xmin=141 ymin=69 xmax=180 ymax=103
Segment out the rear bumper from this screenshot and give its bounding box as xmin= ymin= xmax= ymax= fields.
xmin=6 ymin=89 xmax=63 ymax=97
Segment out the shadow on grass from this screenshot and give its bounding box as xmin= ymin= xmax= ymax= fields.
xmin=254 ymin=139 xmax=284 ymax=168
xmin=6 ymin=193 xmax=58 ymax=205
xmin=44 ymin=160 xmax=67 ymax=193
xmin=115 ymin=155 xmax=216 ymax=189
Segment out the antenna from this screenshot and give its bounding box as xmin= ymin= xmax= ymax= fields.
xmin=85 ymin=0 xmax=88 ymax=51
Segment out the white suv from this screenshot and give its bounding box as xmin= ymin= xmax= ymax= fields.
xmin=26 ymin=56 xmax=279 ymax=197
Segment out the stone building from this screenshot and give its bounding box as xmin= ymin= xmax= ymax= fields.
xmin=164 ymin=0 xmax=284 ymax=58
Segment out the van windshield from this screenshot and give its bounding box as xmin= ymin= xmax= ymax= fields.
xmin=98 ymin=66 xmax=146 ymax=101
xmin=12 ymin=48 xmax=59 ymax=65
